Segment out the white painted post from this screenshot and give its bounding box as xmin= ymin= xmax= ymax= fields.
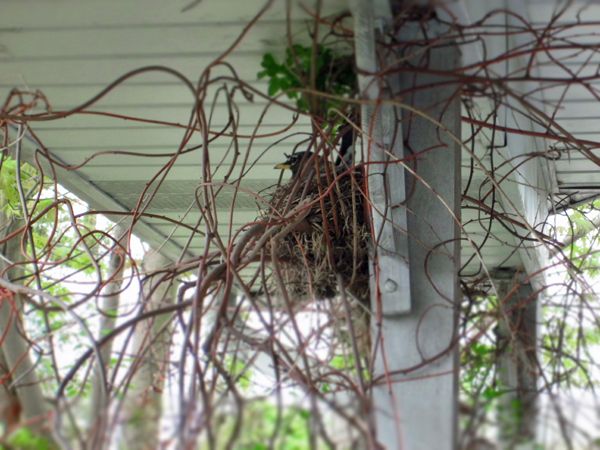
xmin=0 ymin=224 xmax=52 ymax=432
xmin=89 ymin=225 xmax=127 ymax=448
xmin=351 ymin=5 xmax=462 ymax=448
xmin=495 ymin=272 xmax=539 ymax=449
xmin=121 ymin=250 xmax=176 ymax=450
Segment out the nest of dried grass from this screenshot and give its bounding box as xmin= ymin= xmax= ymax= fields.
xmin=262 ymin=166 xmax=370 ymax=304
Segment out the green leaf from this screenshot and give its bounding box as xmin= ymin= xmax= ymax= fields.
xmin=483 ymin=386 xmax=504 ymax=400
xmin=7 ymin=427 xmax=56 ymax=450
xmin=31 ymin=198 xmax=57 ymax=224
xmin=268 ymin=79 xmax=280 ymax=96
xmin=471 ymin=342 xmax=493 ymax=357
xmin=257 ymin=43 xmax=356 ymax=117
xmin=261 ymin=53 xmax=277 ymax=71
xmin=330 ymin=355 xmax=347 ymax=369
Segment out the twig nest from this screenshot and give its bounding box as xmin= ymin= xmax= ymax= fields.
xmin=262 ymin=165 xmax=370 ymax=304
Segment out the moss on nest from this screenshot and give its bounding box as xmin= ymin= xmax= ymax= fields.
xmin=262 ymin=166 xmax=370 ymax=304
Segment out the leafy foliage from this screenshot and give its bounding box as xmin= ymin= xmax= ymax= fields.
xmin=2 ymin=427 xmax=57 ymax=450
xmin=461 ymin=337 xmax=498 ymax=410
xmin=210 ymin=400 xmax=316 ymax=450
xmin=225 ymin=355 xmax=252 ymax=391
xmin=552 ymin=199 xmax=600 ymax=276
xmin=258 ymin=44 xmax=356 ymax=119
xmin=0 ymin=157 xmax=38 ymax=218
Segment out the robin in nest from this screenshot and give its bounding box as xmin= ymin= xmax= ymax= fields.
xmin=274 ymin=122 xmax=355 ymax=177
xmin=274 ymin=151 xmax=315 ymax=178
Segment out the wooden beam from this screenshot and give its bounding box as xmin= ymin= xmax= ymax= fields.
xmin=495 ymin=272 xmax=539 ymax=448
xmin=352 ymin=11 xmax=462 ymax=448
xmin=10 ymin=126 xmax=189 ymax=261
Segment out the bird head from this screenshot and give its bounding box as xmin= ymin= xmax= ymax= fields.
xmin=274 ymin=151 xmax=313 ymax=177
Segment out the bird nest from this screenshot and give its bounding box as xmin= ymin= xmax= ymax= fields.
xmin=262 ymin=167 xmax=370 ymax=304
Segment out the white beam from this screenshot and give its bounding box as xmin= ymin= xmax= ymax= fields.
xmin=10 ymin=126 xmax=189 ymax=261
xmin=353 ymin=11 xmax=462 ymax=448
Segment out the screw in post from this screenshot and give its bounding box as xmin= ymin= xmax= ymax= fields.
xmin=383 ymin=278 xmax=397 ymax=293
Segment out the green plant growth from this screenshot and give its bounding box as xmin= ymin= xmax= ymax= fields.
xmin=258 ymin=44 xmax=356 ymax=121
xmin=208 ymin=400 xmax=323 ymax=450
xmin=329 ymin=352 xmax=370 ymax=385
xmin=0 ymin=156 xmax=39 ymax=218
xmin=461 ymin=339 xmax=499 ymax=410
xmin=0 ymin=156 xmax=114 ymax=399
xmin=0 ymin=155 xmax=108 ymax=281
xmin=561 ymin=200 xmax=600 ymax=276
xmin=1 ymin=427 xmax=58 ymax=450
xmin=225 ymin=355 xmax=252 ymax=391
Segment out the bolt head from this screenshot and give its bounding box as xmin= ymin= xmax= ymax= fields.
xmin=383 ymin=279 xmax=397 ymax=293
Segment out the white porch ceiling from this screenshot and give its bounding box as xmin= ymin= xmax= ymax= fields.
xmin=1 ymin=0 xmax=598 ymax=282
xmin=526 ymin=0 xmax=600 ymax=206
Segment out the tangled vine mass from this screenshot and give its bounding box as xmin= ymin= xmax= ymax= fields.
xmin=0 ymin=2 xmax=599 ymax=449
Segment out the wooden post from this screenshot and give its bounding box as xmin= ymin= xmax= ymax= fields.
xmin=351 ymin=4 xmax=462 ymax=447
xmin=89 ymin=225 xmax=127 ymax=448
xmin=0 ymin=228 xmax=51 ymax=430
xmin=121 ymin=250 xmax=175 ymax=450
xmin=495 ymin=272 xmax=539 ymax=448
